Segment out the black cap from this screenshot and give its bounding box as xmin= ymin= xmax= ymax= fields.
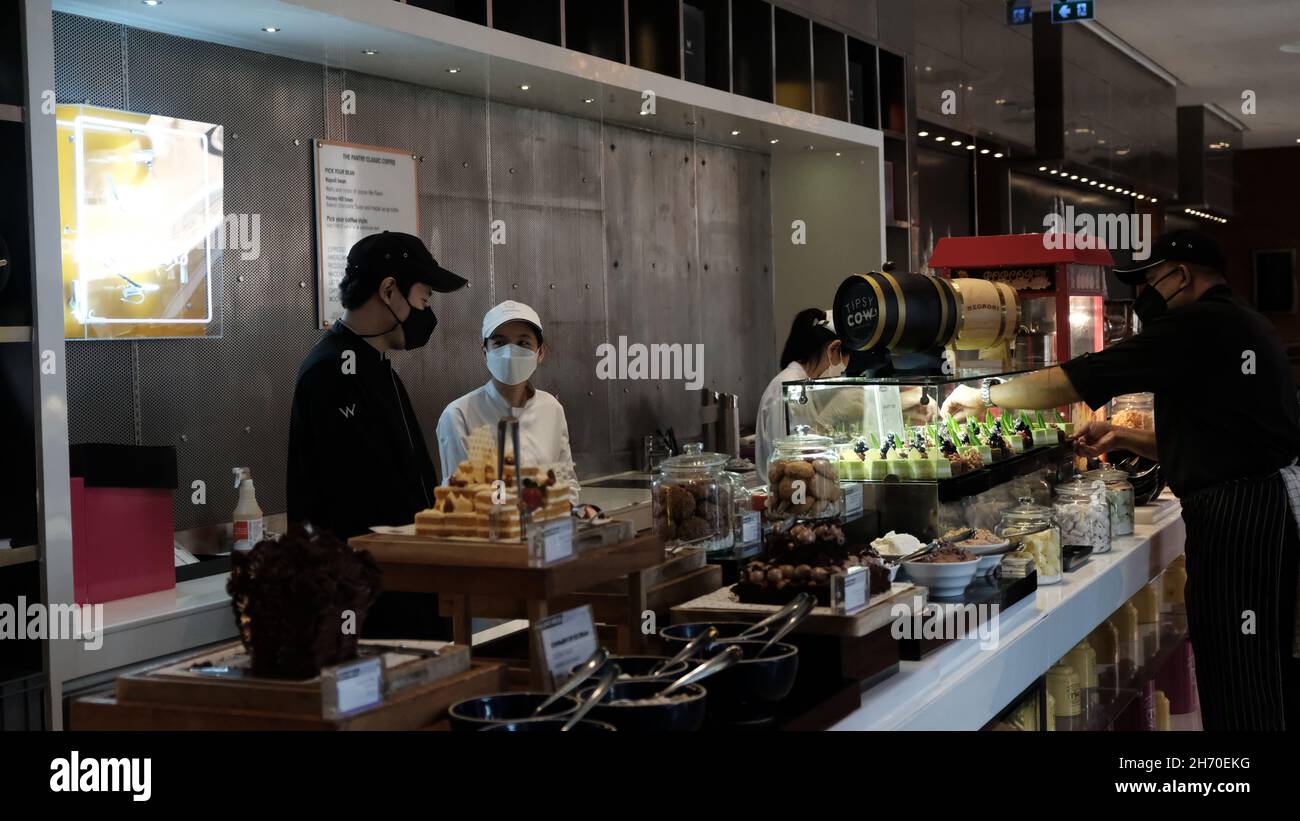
xmin=342 ymin=231 xmax=468 ymax=294
xmin=1112 ymin=229 xmax=1225 ymax=285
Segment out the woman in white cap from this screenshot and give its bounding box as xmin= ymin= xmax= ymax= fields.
xmin=436 ymin=300 xmax=577 ymax=485
xmin=754 ymin=308 xmax=846 ymax=477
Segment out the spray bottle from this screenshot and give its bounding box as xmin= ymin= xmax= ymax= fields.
xmin=232 ymin=467 xmax=264 ymax=552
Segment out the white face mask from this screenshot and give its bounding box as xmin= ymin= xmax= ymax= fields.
xmin=486 ymin=343 xmax=538 ymax=386
xmin=822 ymin=349 xmax=846 ymax=378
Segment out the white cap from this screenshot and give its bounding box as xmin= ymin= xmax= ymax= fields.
xmin=482 ymin=300 xmax=543 ymax=341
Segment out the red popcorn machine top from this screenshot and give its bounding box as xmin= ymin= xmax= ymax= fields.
xmin=928 ymin=233 xmax=1115 ymax=370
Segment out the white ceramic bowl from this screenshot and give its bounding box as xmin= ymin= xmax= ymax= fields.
xmin=902 ymin=556 xmax=981 ymax=598
xmin=975 ymin=553 xmax=1003 ymax=577
xmin=954 ymin=538 xmax=1010 ymax=557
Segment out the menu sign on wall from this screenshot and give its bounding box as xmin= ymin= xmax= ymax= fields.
xmin=313 ymin=140 xmax=419 ymax=328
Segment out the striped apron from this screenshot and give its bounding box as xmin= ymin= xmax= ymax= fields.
xmin=1179 ymin=469 xmax=1300 ymax=730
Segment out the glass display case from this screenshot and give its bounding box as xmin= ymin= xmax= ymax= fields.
xmin=781 ymin=366 xmax=1073 ymax=541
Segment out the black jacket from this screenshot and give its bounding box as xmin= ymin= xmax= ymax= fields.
xmin=287 ymin=324 xmax=436 ymax=541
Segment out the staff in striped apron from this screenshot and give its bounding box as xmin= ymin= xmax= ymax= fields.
xmin=942 ymin=230 xmax=1300 ymax=730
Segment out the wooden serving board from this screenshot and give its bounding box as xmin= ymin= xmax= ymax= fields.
xmin=76 ymin=661 xmax=506 ymax=731
xmin=349 ymin=531 xmax=665 ymax=599
xmin=115 ymin=641 xmax=470 ymax=716
xmin=671 ymin=581 xmax=925 ymax=638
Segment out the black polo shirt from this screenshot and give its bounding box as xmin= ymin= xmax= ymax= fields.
xmin=1060 ymin=285 xmax=1300 ymax=497
xmin=287 ymin=323 xmax=437 ymax=540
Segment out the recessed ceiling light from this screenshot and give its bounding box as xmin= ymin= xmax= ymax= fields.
xmin=966 ymin=144 xmax=975 ymax=150
xmin=993 ymin=152 xmax=1003 ymax=158
xmin=806 ymin=145 xmax=815 ymax=151
xmin=951 ymin=141 xmax=963 ymax=147
xmin=981 ymin=149 xmax=990 ymax=155
xmin=730 ymin=129 xmax=740 ymax=135
xmin=1151 ymin=198 xmax=1158 ymax=203
xmin=262 ymin=26 xmax=280 ymax=33
xmin=583 ymin=98 xmax=595 ymax=104
xmin=447 ymin=68 xmax=460 ymax=74
xmin=994 ymin=98 xmax=1007 ymax=105
xmin=362 ymin=49 xmax=377 ymax=55
xmin=519 ymin=84 xmax=530 ymax=91
xmin=918 ymin=131 xmax=930 ymax=137
xmin=1038 ymin=165 xmax=1047 ymax=171
xmin=1049 ymin=170 xmax=1058 ymax=175
xmin=835 ymin=152 xmax=841 ymax=157
xmin=935 ymin=136 xmax=946 ymax=142
xmin=770 ymin=138 xmax=779 ymax=144
xmin=1090 ymin=181 xmax=1098 ymax=186
xmin=1070 ymin=175 xmax=1079 ymax=180
xmin=141 ymin=0 xmax=161 ymax=5
xmin=1080 ymin=177 xmax=1089 ymax=183
xmin=925 ymin=66 xmax=933 ymax=72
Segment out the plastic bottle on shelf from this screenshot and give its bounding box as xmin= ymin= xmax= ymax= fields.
xmin=1110 ymin=601 xmax=1140 ymax=684
xmin=1163 ymin=559 xmax=1187 ymax=615
xmin=1046 ymin=664 xmax=1084 ymax=731
xmin=1065 ymin=641 xmax=1098 ymax=728
xmin=1132 ymin=585 xmax=1161 ymax=661
xmin=232 ymin=467 xmax=264 ymax=552
xmin=1154 ymin=690 xmax=1171 ymax=730
xmin=1088 ymin=620 xmax=1120 ymax=692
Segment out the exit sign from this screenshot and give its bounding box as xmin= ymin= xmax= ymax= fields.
xmin=1052 ymin=1 xmax=1095 ymax=22
xmin=1006 ymin=1 xmax=1032 ymax=26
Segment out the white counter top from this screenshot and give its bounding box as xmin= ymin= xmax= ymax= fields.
xmin=833 ymin=500 xmax=1186 ymax=730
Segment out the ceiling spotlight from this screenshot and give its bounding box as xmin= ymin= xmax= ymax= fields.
xmin=1069 ymin=175 xmax=1079 ymax=180
xmin=835 ymin=152 xmax=842 ymax=157
xmin=730 ymin=129 xmax=740 ymax=136
xmin=1038 ymin=165 xmax=1047 ymax=171
xmin=519 ymin=84 xmax=530 ymax=90
xmin=994 ymin=98 xmax=1007 ymax=105
xmin=1185 ymin=208 xmax=1193 ymax=213
xmin=918 ymin=131 xmax=930 ymax=137
xmin=262 ymin=26 xmax=280 ymax=32
xmin=993 ymin=152 xmax=1004 ymax=158
xmin=981 ymin=149 xmax=991 ymax=155
xmin=1137 ymin=194 xmax=1145 ymax=200
xmin=935 ymin=136 xmax=947 ymax=142
xmin=966 ymin=144 xmax=976 ymax=150
xmin=1151 ymin=198 xmax=1158 ymax=203
xmin=1080 ymin=177 xmax=1089 ymax=183
xmin=1049 ymin=170 xmax=1058 ymax=175
xmin=770 ymin=138 xmax=779 ymax=144
xmin=141 ymin=0 xmax=161 ymax=5
xmin=925 ymin=66 xmax=933 ymax=72
xmin=447 ymin=68 xmax=460 ymax=74
xmin=362 ymin=49 xmax=378 ymax=55
xmin=951 ymin=141 xmax=963 ymax=147
xmin=806 ymin=144 xmax=815 ymax=151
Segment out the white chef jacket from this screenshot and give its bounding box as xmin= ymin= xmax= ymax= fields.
xmin=755 ymin=361 xmax=810 ymax=478
xmin=436 ymin=380 xmax=577 ymax=487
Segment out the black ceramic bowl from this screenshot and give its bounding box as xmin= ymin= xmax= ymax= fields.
xmin=480 ymin=718 xmax=617 ymax=733
xmin=603 ymin=655 xmax=690 ymax=682
xmin=659 ymin=621 xmax=768 ymax=657
xmin=702 ymin=639 xmax=800 ymax=709
xmin=576 ymin=680 xmax=708 ymax=731
xmin=448 ymin=692 xmax=579 ymax=732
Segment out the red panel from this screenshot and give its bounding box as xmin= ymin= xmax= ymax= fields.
xmin=72 ymin=484 xmax=175 ymax=604
xmin=928 ymin=233 xmax=1116 ymax=269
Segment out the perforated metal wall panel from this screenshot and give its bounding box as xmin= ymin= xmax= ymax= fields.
xmin=53 ymin=12 xmax=774 ymax=530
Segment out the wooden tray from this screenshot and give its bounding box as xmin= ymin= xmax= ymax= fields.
xmin=671 ymin=581 xmax=925 ymax=638
xmin=349 ymin=531 xmax=665 ymax=599
xmin=115 ymin=640 xmax=469 ymax=716
xmin=75 ymin=661 xmax=506 ymax=731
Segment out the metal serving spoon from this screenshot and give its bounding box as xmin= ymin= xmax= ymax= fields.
xmin=650 ymin=626 xmax=718 ymax=675
xmin=659 ymin=644 xmax=744 ymax=697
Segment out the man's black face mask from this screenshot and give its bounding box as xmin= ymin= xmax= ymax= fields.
xmin=354 ymin=287 xmax=437 ymax=350
xmin=1134 ymin=267 xmax=1188 ymax=323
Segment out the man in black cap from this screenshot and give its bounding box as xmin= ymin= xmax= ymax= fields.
xmin=944 ymin=229 xmax=1300 ymax=729
xmin=288 ymin=231 xmax=467 ymax=638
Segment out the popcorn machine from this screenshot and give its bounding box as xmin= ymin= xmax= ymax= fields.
xmin=928 ymin=234 xmax=1114 ymax=369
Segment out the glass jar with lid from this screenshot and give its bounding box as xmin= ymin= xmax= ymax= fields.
xmin=1055 ymin=476 xmax=1111 ymax=556
xmin=1083 ymin=467 xmax=1135 ymax=537
xmin=652 ymin=443 xmax=739 ymax=554
xmin=996 ymin=496 xmax=1062 ymax=584
xmin=765 ymin=426 xmax=841 ymax=521
xmin=1110 ymin=392 xmax=1154 ymax=431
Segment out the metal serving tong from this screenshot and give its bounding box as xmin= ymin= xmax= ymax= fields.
xmin=660 ymin=644 xmax=744 ymax=697
xmin=756 ymin=594 xmax=815 ymax=657
xmin=532 ymin=647 xmax=609 ymax=716
xmin=650 ymin=626 xmax=718 ymax=675
xmin=889 ymin=528 xmax=974 ymax=565
xmin=738 ymin=592 xmax=815 ymax=639
xmin=561 ymin=666 xmax=618 ymax=731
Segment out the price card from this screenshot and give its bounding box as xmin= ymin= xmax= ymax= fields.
xmin=841 ymin=482 xmax=864 ymax=522
xmin=529 ymin=516 xmax=575 ymax=564
xmin=740 ymin=511 xmax=761 ymax=546
xmin=320 ymin=655 xmax=383 ymax=719
xmin=535 ymin=605 xmax=599 ymax=689
xmin=830 ymin=566 xmax=871 ymax=615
